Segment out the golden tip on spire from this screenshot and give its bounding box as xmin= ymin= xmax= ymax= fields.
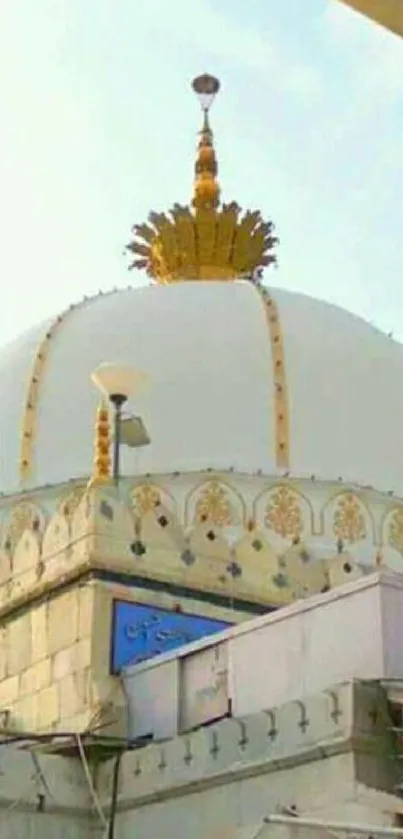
xmin=191 ymin=74 xmax=221 ymax=211
xmin=127 ymin=75 xmax=279 ymax=283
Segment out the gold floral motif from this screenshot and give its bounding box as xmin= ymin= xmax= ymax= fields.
xmin=264 ymin=486 xmax=303 ymax=539
xmin=58 ymin=487 xmax=85 ymax=525
xmin=388 ymin=506 xmax=403 ymax=554
xmin=194 ymin=481 xmax=233 ymax=527
xmin=333 ymin=493 xmax=366 ymax=543
xmin=2 ymin=502 xmax=43 ymax=551
xmin=132 ymin=484 xmax=162 ymax=517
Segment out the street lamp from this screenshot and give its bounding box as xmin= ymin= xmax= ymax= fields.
xmin=91 ymin=362 xmax=149 ymax=482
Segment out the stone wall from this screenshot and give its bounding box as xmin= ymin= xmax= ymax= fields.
xmin=0 ymin=569 xmax=245 ymax=734
xmin=0 ymin=582 xmax=96 ymax=732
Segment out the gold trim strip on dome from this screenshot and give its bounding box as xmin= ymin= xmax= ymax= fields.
xmin=259 ymin=288 xmax=290 ymax=469
xmin=20 ymin=306 xmax=78 ymax=484
xmin=19 ymin=291 xmax=119 ymax=485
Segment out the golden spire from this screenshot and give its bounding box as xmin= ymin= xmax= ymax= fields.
xmin=87 ymin=401 xmax=111 ymax=488
xmin=127 ymin=74 xmax=278 ymax=284
xmin=192 ymin=74 xmax=220 ymax=211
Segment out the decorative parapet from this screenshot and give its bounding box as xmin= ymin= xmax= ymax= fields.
xmin=95 ymin=681 xmax=391 ymax=809
xmin=1 ymin=470 xmax=403 ymax=619
xmin=0 ymin=483 xmax=370 ymax=620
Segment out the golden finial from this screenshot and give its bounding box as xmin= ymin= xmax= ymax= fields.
xmin=87 ymin=401 xmax=111 ymax=488
xmin=192 ymin=74 xmax=220 ymax=211
xmin=127 ymin=75 xmax=278 ymax=284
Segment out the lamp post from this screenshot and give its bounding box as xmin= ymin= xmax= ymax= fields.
xmin=91 ymin=362 xmax=149 ymax=483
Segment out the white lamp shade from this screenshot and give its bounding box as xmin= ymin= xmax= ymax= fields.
xmin=91 ymin=363 xmax=149 ymax=400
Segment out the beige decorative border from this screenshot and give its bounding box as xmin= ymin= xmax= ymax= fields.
xmin=258 ymin=288 xmax=290 ymax=469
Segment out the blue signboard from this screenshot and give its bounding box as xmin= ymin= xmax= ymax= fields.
xmin=111 ymin=600 xmax=231 ymax=673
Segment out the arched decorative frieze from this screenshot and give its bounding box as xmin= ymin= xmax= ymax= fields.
xmin=375 ymin=548 xmax=383 ymax=567
xmin=379 ymin=505 xmax=403 ymax=570
xmin=254 ymin=484 xmax=312 ymax=543
xmin=182 ymin=523 xmax=233 ymax=595
xmin=188 ymin=522 xmax=232 ymax=562
xmin=325 ymin=553 xmax=364 ymax=589
xmin=57 ymin=486 xmax=86 ymax=527
xmin=265 ymin=486 xmax=303 ymax=539
xmin=0 ymin=551 xmax=12 ymax=609
xmin=138 ymin=504 xmax=185 ymax=554
xmin=387 ymin=506 xmax=403 ymax=555
xmin=280 ymin=543 xmax=327 ymax=600
xmin=232 ymin=531 xmax=281 ymax=601
xmin=320 ymin=491 xmax=375 ymax=546
xmin=129 ymin=485 xmax=181 ymax=569
xmin=1 ymin=501 xmax=46 ymax=554
xmin=133 ymin=509 xmax=185 ymax=584
xmin=13 ymin=530 xmax=41 ymax=591
xmin=333 ymin=493 xmax=366 ymax=543
xmin=42 ymin=512 xmax=71 ymax=565
xmin=130 ymin=483 xmax=177 ymax=519
xmin=185 ymin=479 xmax=245 ymax=528
xmin=233 ymin=529 xmax=277 ymax=565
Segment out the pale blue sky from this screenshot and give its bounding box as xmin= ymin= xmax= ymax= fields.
xmin=0 ymin=0 xmax=402 ymax=347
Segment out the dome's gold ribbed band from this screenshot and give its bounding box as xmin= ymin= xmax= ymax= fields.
xmin=258 ymin=287 xmax=290 ymax=469
xmin=20 ymin=309 xmax=74 ymax=484
xmin=19 ymin=291 xmax=118 ymax=485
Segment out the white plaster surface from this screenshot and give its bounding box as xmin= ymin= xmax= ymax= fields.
xmin=124 ymin=570 xmax=403 ymax=736
xmin=1 ymin=281 xmax=403 ymax=497
xmin=0 ymin=744 xmax=93 ymax=837
xmin=0 ymin=682 xmax=397 ymax=838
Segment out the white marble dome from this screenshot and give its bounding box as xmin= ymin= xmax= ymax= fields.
xmin=0 ymin=279 xmax=402 ymax=497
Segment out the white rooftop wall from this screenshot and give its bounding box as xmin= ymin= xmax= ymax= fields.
xmin=123 ymin=570 xmax=403 ymax=740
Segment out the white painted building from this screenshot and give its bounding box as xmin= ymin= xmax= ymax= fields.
xmin=2 ymin=572 xmax=403 ymax=837
xmin=0 ymin=74 xmax=402 ymax=837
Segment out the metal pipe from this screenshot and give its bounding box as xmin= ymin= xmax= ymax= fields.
xmin=264 ymin=815 xmax=403 ymax=837
xmin=113 ymin=402 xmax=121 ymax=483
xmin=110 ymin=395 xmax=126 ymax=483
xmin=107 ymin=751 xmax=122 ymax=839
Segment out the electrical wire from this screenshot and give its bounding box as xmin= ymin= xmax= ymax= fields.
xmin=76 ymin=734 xmax=107 ymax=831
